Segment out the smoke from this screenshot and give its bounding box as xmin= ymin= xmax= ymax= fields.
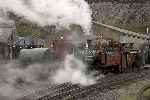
xmin=0 ymin=0 xmax=92 ymax=34
xmin=0 ymin=17 xmax=6 ymax=22
xmin=0 ymin=0 xmax=97 ymax=98
xmin=52 ymin=54 xmax=96 ymax=86
xmin=0 ymin=59 xmax=96 ymax=99
xmin=0 ymin=61 xmax=60 ymax=99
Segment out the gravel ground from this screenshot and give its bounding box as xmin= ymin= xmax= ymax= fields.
xmin=18 ymin=78 xmax=150 ymax=100
xmin=81 ymin=77 xmax=150 ymax=100
xmin=17 ymin=66 xmax=150 ymax=100
xmin=116 ymin=78 xmax=150 ymax=100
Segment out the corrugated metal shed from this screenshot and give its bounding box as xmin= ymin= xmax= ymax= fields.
xmin=92 ymin=21 xmax=150 ymax=39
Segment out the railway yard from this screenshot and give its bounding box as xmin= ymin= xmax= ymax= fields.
xmin=1 ymin=0 xmax=150 ymax=100
xmin=17 ymin=66 xmax=150 ymax=100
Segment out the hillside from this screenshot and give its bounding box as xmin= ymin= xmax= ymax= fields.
xmin=91 ymin=1 xmax=150 ymax=33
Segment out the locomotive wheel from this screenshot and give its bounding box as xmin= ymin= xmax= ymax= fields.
xmin=136 ymin=84 xmax=150 ymax=100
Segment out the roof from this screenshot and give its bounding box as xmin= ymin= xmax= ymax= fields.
xmin=92 ymin=21 xmax=150 ymax=39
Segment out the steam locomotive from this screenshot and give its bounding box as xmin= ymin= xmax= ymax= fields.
xmin=17 ymin=35 xmax=150 ymax=74
xmin=74 ymin=39 xmax=150 ymax=74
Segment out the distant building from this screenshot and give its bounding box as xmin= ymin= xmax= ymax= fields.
xmin=92 ymin=21 xmax=150 ymax=48
xmin=13 ymin=36 xmax=45 ymax=58
xmin=14 ymin=36 xmax=45 ymax=47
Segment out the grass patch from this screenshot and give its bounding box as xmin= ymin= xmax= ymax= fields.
xmin=120 ymin=95 xmax=136 ymax=100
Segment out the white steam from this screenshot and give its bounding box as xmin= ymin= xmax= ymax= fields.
xmin=52 ymin=54 xmax=95 ymax=86
xmin=0 ymin=61 xmax=60 ymax=99
xmin=0 ymin=59 xmax=95 ymax=99
xmin=0 ymin=0 xmax=96 ymax=98
xmin=0 ymin=0 xmax=92 ymax=34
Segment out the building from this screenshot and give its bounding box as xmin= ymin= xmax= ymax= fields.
xmin=0 ymin=19 xmax=16 ymax=59
xmin=92 ymin=21 xmax=150 ymax=48
xmin=12 ymin=36 xmax=45 ymax=58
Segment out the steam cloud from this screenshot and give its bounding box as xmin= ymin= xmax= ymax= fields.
xmin=0 ymin=0 xmax=97 ymax=99
xmin=0 ymin=61 xmax=61 ymax=99
xmin=0 ymin=0 xmax=92 ymax=34
xmin=0 ymin=59 xmax=95 ymax=99
xmin=52 ymin=54 xmax=95 ymax=85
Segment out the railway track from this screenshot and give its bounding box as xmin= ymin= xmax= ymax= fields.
xmin=38 ymin=70 xmax=150 ymax=100
xmin=19 ymin=69 xmax=150 ymax=100
xmin=17 ymin=82 xmax=73 ymax=100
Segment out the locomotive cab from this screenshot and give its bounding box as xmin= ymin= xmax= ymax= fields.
xmin=92 ymin=41 xmax=141 ymax=74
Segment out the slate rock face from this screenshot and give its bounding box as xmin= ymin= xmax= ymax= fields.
xmin=90 ymin=1 xmax=150 ymax=33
